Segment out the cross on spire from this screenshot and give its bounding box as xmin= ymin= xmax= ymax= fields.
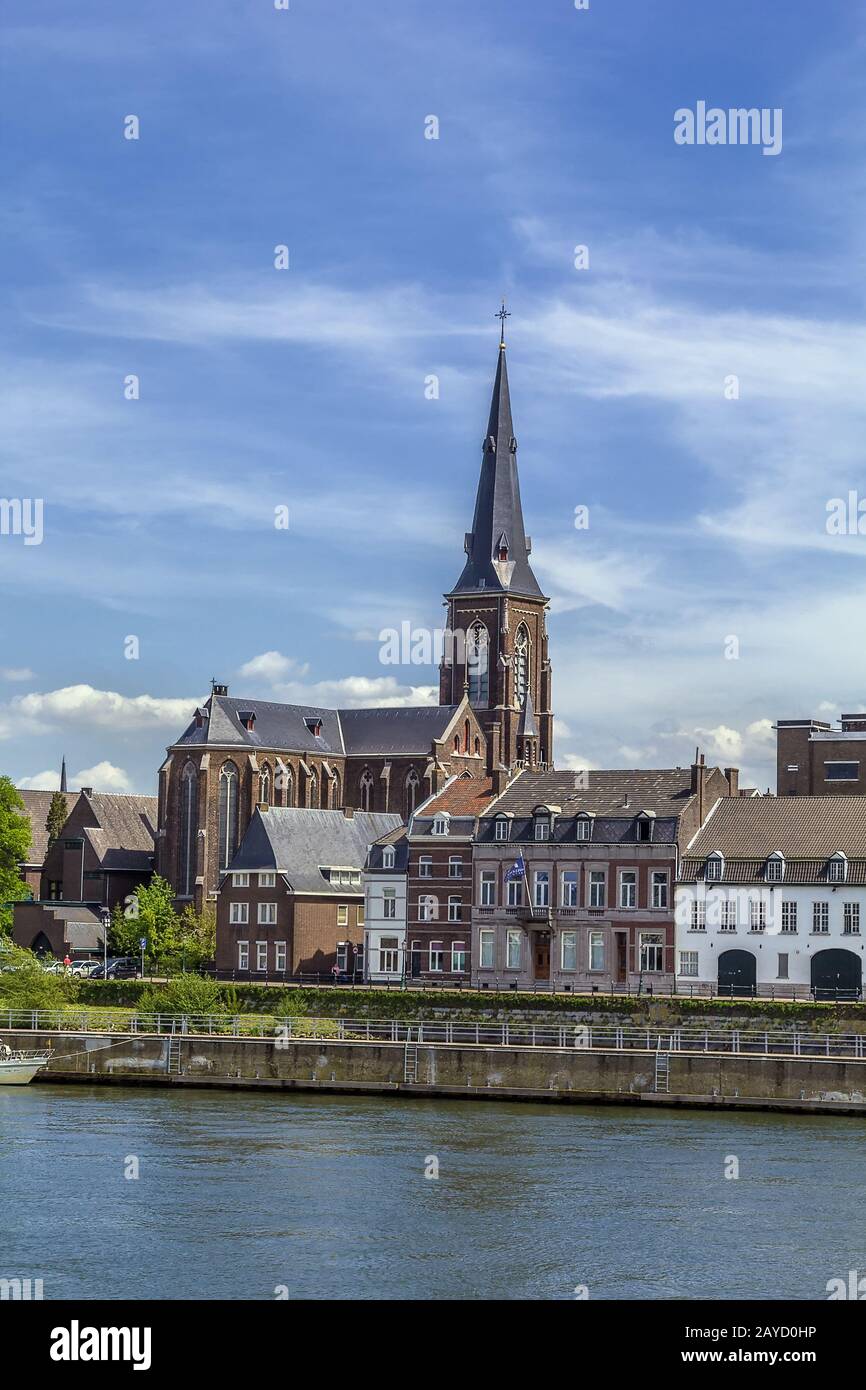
xmin=496 ymin=299 xmax=511 ymax=349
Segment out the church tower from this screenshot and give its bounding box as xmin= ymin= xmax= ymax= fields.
xmin=439 ymin=309 xmax=554 ymax=771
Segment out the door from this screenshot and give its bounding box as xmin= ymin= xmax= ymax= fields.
xmin=811 ymin=949 xmax=862 ymax=999
xmin=718 ymin=949 xmax=757 ymax=997
xmin=410 ymin=942 xmax=422 ymax=978
xmin=534 ymin=932 xmax=550 ymax=981
xmin=616 ymin=933 xmax=628 ymax=983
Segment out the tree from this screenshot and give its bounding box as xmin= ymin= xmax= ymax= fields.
xmin=45 ymin=791 xmax=69 ymax=844
xmin=110 ymin=874 xmax=180 ymax=969
xmin=0 ymin=776 xmax=31 ymax=937
xmin=0 ymin=943 xmax=79 ymax=1010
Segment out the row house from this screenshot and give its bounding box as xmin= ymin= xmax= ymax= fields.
xmin=471 ymin=762 xmax=737 ymax=991
xmin=215 ymin=805 xmax=401 ymax=979
xmin=677 ymin=795 xmax=866 ymax=997
xmin=406 ymin=775 xmax=498 ymax=983
xmin=363 ymin=827 xmax=408 ymax=983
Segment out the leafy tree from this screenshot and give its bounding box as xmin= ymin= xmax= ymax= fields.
xmin=0 ymin=943 xmax=79 ymax=1010
xmin=109 ymin=874 xmax=180 ymax=970
xmin=0 ymin=776 xmax=31 ymax=937
xmin=138 ymin=972 xmax=225 ymax=1016
xmin=45 ymin=791 xmax=69 ymax=844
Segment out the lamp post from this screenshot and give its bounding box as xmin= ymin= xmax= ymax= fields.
xmin=99 ymin=907 xmax=110 ymax=979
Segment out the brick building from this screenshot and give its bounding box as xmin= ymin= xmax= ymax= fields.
xmin=776 ymin=716 xmax=866 ymax=796
xmin=16 ymin=787 xmax=77 ymax=897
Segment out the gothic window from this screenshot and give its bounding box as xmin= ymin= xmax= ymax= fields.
xmin=179 ymin=761 xmax=198 ymax=896
xmin=360 ymin=769 xmax=374 ymax=812
xmin=308 ymin=768 xmax=318 ymax=807
xmin=320 ymin=772 xmax=330 ymax=809
xmin=332 ymin=770 xmax=341 ymax=809
xmin=514 ymin=625 xmax=529 ymax=708
xmin=279 ymin=765 xmax=294 ymax=808
xmin=467 ymin=622 xmax=489 ymax=706
xmin=218 ymin=761 xmax=239 ymax=871
xmin=464 ymin=719 xmax=470 ymax=752
xmin=259 ymin=766 xmax=271 ymax=806
xmin=405 ymin=768 xmax=420 ymax=817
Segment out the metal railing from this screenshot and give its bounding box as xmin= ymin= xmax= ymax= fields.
xmin=4 ymin=1009 xmax=866 ymax=1060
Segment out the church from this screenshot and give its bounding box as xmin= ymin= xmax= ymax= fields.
xmin=155 ymin=320 xmax=555 ymax=911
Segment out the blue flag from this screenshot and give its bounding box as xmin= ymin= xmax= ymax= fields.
xmin=504 ymin=856 xmax=526 ymax=882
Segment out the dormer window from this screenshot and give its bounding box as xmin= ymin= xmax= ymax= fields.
xmin=496 ymin=531 xmax=509 ymax=561
xmin=532 ymin=808 xmax=553 ymax=841
xmin=494 ymin=817 xmax=510 ymax=842
xmin=705 ymin=852 xmax=724 ymax=882
xmin=382 ymin=846 xmax=395 ymax=870
xmin=828 ymin=852 xmax=848 ymax=883
xmin=575 ymin=814 xmax=593 ymax=842
xmin=765 ymin=852 xmax=785 ymax=883
xmin=305 ymin=717 xmax=323 ymax=737
xmin=636 ymin=812 xmax=655 ymax=843
xmin=238 ymin=710 xmax=256 ymax=732
xmin=432 ymin=814 xmax=450 ymax=837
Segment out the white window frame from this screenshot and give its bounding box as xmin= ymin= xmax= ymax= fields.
xmin=478 ymin=929 xmax=495 ymax=969
xmin=232 ymin=872 xmax=249 ymax=888
xmin=418 ymin=856 xmax=433 ymax=878
xmin=258 ymin=872 xmax=276 ymax=888
xmin=506 ymin=929 xmax=522 ymax=970
xmin=588 ymin=870 xmax=606 ymax=909
xmin=255 ymin=941 xmax=267 ymax=972
xmin=813 ymin=901 xmax=829 ymax=933
xmin=561 ymin=870 xmax=578 ymax=907
xmin=448 ymin=856 xmax=463 ymax=878
xmin=275 ymin=941 xmax=287 ymax=973
xmin=561 ymin=930 xmax=577 ymax=971
xmin=619 ymin=870 xmax=637 ymax=909
xmin=382 ymin=888 xmax=397 ymax=920
xmin=450 ymin=942 xmax=467 ymax=973
xmin=480 ymin=871 xmax=496 ymax=907
xmin=576 ymin=817 xmax=592 ymax=842
xmin=494 ymin=818 xmax=510 ymax=841
xmin=448 ymin=896 xmax=462 ymax=922
xmin=678 ymin=950 xmax=699 ymax=978
xmin=336 ymin=903 xmax=349 ymax=928
xmin=238 ymin=940 xmax=249 ymax=970
xmin=533 ymin=870 xmax=550 ymax=908
xmin=230 ymin=902 xmax=249 ymax=925
xmin=651 ymin=871 xmax=669 ymax=909
xmin=589 ymin=931 xmax=605 ymax=971
xmin=382 ymin=847 xmax=395 ymax=870
xmin=258 ymin=902 xmax=277 ymax=926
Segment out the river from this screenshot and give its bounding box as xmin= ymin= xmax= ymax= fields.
xmin=1 ymin=1085 xmax=862 ymax=1300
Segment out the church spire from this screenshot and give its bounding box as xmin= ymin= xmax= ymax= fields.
xmin=449 ymin=310 xmax=545 ymax=600
xmin=60 ymin=755 xmax=67 ymax=793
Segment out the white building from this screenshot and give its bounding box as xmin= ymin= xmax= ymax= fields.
xmin=676 ymin=796 xmax=866 ymax=997
xmin=362 ymin=828 xmax=408 ymax=982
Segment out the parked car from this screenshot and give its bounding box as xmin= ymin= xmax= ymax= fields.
xmin=89 ymin=957 xmax=141 ymax=980
xmin=71 ymin=960 xmax=101 ymax=978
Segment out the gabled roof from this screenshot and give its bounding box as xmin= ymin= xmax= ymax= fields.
xmin=684 ymin=796 xmax=866 ymax=860
xmin=338 ymin=705 xmax=462 ymax=756
xmin=16 ymin=790 xmax=78 ymax=865
xmin=227 ymin=808 xmax=402 ymax=894
xmin=486 ymin=769 xmax=697 ymax=818
xmin=80 ymin=794 xmax=158 ymax=871
xmin=365 ymin=825 xmax=409 ymax=873
xmin=419 ymin=776 xmax=496 ymax=818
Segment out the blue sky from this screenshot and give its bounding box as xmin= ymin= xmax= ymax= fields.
xmin=3 ymin=0 xmax=866 ymax=794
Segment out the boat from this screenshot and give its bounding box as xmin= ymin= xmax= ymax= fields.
xmin=0 ymin=1044 xmax=53 ymax=1086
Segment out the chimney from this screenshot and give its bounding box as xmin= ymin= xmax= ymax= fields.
xmin=724 ymin=766 xmax=739 ymax=797
xmin=690 ymin=752 xmax=707 ymax=825
xmin=492 ymin=764 xmax=508 ymax=794
xmin=343 ymin=806 xmax=355 ymax=819
xmin=80 ymin=786 xmax=93 ymax=797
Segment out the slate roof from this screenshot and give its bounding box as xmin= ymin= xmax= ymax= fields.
xmin=486 ymin=769 xmax=697 ymax=818
xmin=227 ymin=808 xmax=402 ymax=894
xmin=365 ymin=826 xmax=409 ymax=873
xmin=682 ymin=796 xmax=866 ymax=876
xmin=173 ymin=695 xmax=460 ymax=757
xmin=448 ymin=345 xmax=545 ymax=600
xmin=16 ymin=790 xmax=78 ymax=865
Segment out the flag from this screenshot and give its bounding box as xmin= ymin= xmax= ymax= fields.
xmin=504 ymin=856 xmax=527 ymax=882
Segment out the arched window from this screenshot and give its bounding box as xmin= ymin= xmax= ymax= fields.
xmin=308 ymin=768 xmax=318 ymax=807
xmin=179 ymin=761 xmax=198 ymax=896
xmin=474 ymin=736 xmax=480 ymax=756
xmin=332 ymin=770 xmax=341 ymax=809
xmin=453 ymin=734 xmax=460 ymax=752
xmin=467 ymin=623 xmax=489 ymax=705
xmin=464 ymin=719 xmax=470 ymax=752
xmin=218 ymin=761 xmax=239 ymax=870
xmin=514 ymin=624 xmax=529 ymax=708
xmin=259 ymin=765 xmax=271 ymax=806
xmin=405 ymin=768 xmax=420 ymax=817
xmin=320 ymin=772 xmax=330 ymax=809
xmin=360 ymin=769 xmax=374 ymax=812
xmin=278 ymin=765 xmax=294 ymax=808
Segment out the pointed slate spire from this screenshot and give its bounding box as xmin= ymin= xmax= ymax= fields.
xmin=450 ymin=324 xmax=545 ymax=599
xmin=60 ymin=755 xmax=67 ymax=793
xmin=517 ymin=690 xmax=539 ymax=739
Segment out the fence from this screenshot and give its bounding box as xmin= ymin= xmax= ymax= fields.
xmin=4 ymin=1009 xmax=866 ymax=1060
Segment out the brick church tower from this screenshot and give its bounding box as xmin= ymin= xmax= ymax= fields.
xmin=439 ymin=314 xmax=554 ymax=772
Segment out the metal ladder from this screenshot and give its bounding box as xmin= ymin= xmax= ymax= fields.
xmin=654 ymin=1052 xmax=670 ymax=1093
xmin=403 ymin=1028 xmax=418 ymax=1084
xmin=167 ymin=1036 xmax=183 ymax=1075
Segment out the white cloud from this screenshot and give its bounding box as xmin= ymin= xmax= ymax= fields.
xmin=73 ymin=761 xmax=132 ymax=792
xmin=2 ymin=685 xmax=203 ymax=736
xmin=271 ymin=675 xmax=438 ymax=709
xmin=238 ymin=651 xmax=309 ymax=684
xmin=17 ymin=769 xmax=61 ymax=791
xmin=1 ymin=667 xmax=34 ymax=682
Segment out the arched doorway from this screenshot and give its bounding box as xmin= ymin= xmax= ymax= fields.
xmin=31 ymin=932 xmax=54 ymax=958
xmin=811 ymin=949 xmax=862 ymax=999
xmin=718 ymin=949 xmax=757 ymax=997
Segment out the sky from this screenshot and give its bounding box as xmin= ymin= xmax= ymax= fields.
xmin=2 ymin=0 xmax=866 ymax=795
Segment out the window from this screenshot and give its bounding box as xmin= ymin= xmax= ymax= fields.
xmin=765 ymin=854 xmax=785 ymax=882
xmin=651 ymin=871 xmax=669 ymax=909
xmin=419 ymin=895 xmax=437 ymax=922
xmin=218 ymin=762 xmax=239 ymax=870
xmin=382 ymin=847 xmax=395 ymax=870
xmin=506 ymin=878 xmax=523 ymax=907
xmin=404 ymin=769 xmax=419 ymax=818
xmin=419 ymin=856 xmax=433 ymax=878
xmin=777 ymin=953 xmax=789 ymax=980
xmin=825 ymin=762 xmax=859 ymax=782
xmin=781 ymin=901 xmax=797 ymax=934
xmin=534 ymin=818 xmax=550 ymax=841
xmin=230 ymin=902 xmax=249 ymax=925
xmin=636 ymin=816 xmax=653 ymax=842
xmin=448 ymin=896 xmax=462 ymax=922
xmin=258 ymin=872 xmax=276 ymax=888
xmin=576 ymin=816 xmax=592 ymax=842
xmin=690 ymin=901 xmax=706 ymax=932
xmin=494 ymin=818 xmax=510 ymax=841
xmin=589 ymin=931 xmax=605 ymax=971
xmin=813 ymin=901 xmax=829 ymax=933
xmin=705 ymin=854 xmax=723 ymax=882
xmin=619 ymin=870 xmax=637 ymax=909
xmin=258 ymin=902 xmax=277 ymax=925
xmin=749 ymin=898 xmax=767 ymax=932
xmin=360 ymin=770 xmax=374 ymax=812
xmin=382 ymin=888 xmax=397 ymax=919
xmin=451 ymin=942 xmax=467 ymax=973
xmin=828 ymin=855 xmax=847 ymax=883
xmin=357 ymin=904 xmax=364 ymax=927
xmin=678 ymin=950 xmax=699 ymax=978
xmin=336 ymin=904 xmax=349 ymax=928
xmin=562 ymin=870 xmax=578 ymax=907
xmin=448 ymin=856 xmax=463 ymax=878
xmin=589 ymin=871 xmax=605 ymax=909
xmin=480 ymin=871 xmax=496 ymax=907
xmin=255 ymin=942 xmax=267 ymax=972
xmin=432 ymin=815 xmax=449 ymax=836
xmin=479 ymin=930 xmax=494 ymax=969
xmin=336 ymin=943 xmax=349 ymax=973
xmin=534 ymin=870 xmax=550 ymax=908
xmin=506 ymin=929 xmax=522 ymax=969
xmin=640 ymin=932 xmax=664 ymax=972
xmin=275 ymin=941 xmax=287 ymax=973
xmin=467 ymin=623 xmax=489 ymax=705
xmin=259 ymin=767 xmax=271 ymax=806
xmin=238 ymin=941 xmax=249 ymax=970
xmin=561 ymin=930 xmax=577 ymax=971
xmin=513 ymin=625 xmax=529 ymax=708
xmin=232 ymin=872 xmax=249 ymax=888
xmin=429 ymin=942 xmax=444 ymax=972
xmin=844 ymin=902 xmax=861 ymax=935
xmin=380 ymin=937 xmax=400 ymax=973
xmin=179 ymin=761 xmax=198 ymax=897
xmin=719 ymin=900 xmax=737 ymax=932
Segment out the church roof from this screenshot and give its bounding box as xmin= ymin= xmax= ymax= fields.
xmin=448 ymin=343 xmax=545 ymax=600
xmin=173 ymin=695 xmax=464 ymax=758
